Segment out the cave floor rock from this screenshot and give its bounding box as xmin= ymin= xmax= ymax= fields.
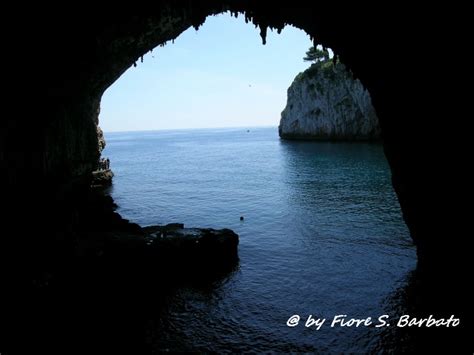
xmin=78 ymin=218 xmax=240 ymax=281
xmin=91 ymin=168 xmax=114 ymax=187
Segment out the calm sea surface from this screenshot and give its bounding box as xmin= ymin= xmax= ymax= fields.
xmin=103 ymin=126 xmax=416 ymax=352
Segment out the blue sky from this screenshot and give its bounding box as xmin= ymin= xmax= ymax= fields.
xmin=100 ymin=13 xmax=313 ymax=132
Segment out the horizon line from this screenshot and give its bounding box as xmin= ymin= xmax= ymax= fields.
xmin=103 ymin=124 xmax=278 ymax=134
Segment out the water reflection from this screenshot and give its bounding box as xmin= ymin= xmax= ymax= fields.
xmin=375 ymin=269 xmax=469 ymax=352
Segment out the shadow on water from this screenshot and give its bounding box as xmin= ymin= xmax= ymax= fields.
xmin=4 ymin=249 xmax=241 ymax=355
xmin=375 ymin=269 xmax=470 ymax=353
xmin=143 ymin=265 xmax=470 ymax=353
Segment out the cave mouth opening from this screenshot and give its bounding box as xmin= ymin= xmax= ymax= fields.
xmin=88 ymin=14 xmax=416 ymax=353
xmin=95 ymin=8 xmax=414 ymax=285
xmin=97 ymin=12 xmax=387 ymax=230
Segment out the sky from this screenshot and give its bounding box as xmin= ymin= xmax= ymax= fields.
xmin=100 ymin=13 xmax=313 ymax=132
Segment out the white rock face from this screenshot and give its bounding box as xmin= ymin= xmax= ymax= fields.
xmin=279 ymin=62 xmax=380 ymax=140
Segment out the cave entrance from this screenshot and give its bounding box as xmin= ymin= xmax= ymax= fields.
xmin=94 ymin=13 xmax=416 ymax=352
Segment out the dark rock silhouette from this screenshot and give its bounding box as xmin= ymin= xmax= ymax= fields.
xmin=143 ymin=223 xmax=239 ymax=267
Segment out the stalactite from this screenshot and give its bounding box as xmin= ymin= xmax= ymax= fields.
xmin=259 ymin=24 xmax=267 ymax=45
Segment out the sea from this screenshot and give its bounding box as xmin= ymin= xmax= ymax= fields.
xmin=102 ymin=126 xmax=416 ymax=352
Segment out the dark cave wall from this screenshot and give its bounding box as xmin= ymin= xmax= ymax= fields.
xmin=1 ymin=2 xmax=468 ymax=269
xmin=26 ymin=9 xmax=201 ymax=184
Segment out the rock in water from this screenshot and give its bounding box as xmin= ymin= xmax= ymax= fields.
xmin=279 ymin=61 xmax=380 ymax=141
xmin=142 ymin=223 xmax=239 ymax=267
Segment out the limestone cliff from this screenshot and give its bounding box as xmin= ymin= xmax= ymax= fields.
xmin=92 ymin=124 xmax=114 ymax=187
xmin=97 ymin=125 xmax=106 ymax=154
xmin=279 ymin=61 xmax=380 ymax=140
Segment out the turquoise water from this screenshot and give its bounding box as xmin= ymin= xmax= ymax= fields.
xmin=103 ymin=126 xmax=416 ymax=352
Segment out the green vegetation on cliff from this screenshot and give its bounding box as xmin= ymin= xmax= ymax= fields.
xmin=303 ymin=46 xmax=330 ymax=63
xmin=295 ymin=46 xmax=342 ymax=85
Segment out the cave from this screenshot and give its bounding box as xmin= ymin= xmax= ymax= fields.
xmin=1 ymin=3 xmax=470 ymax=353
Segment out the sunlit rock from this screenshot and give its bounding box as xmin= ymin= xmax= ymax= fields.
xmin=279 ymin=61 xmax=380 ymax=140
